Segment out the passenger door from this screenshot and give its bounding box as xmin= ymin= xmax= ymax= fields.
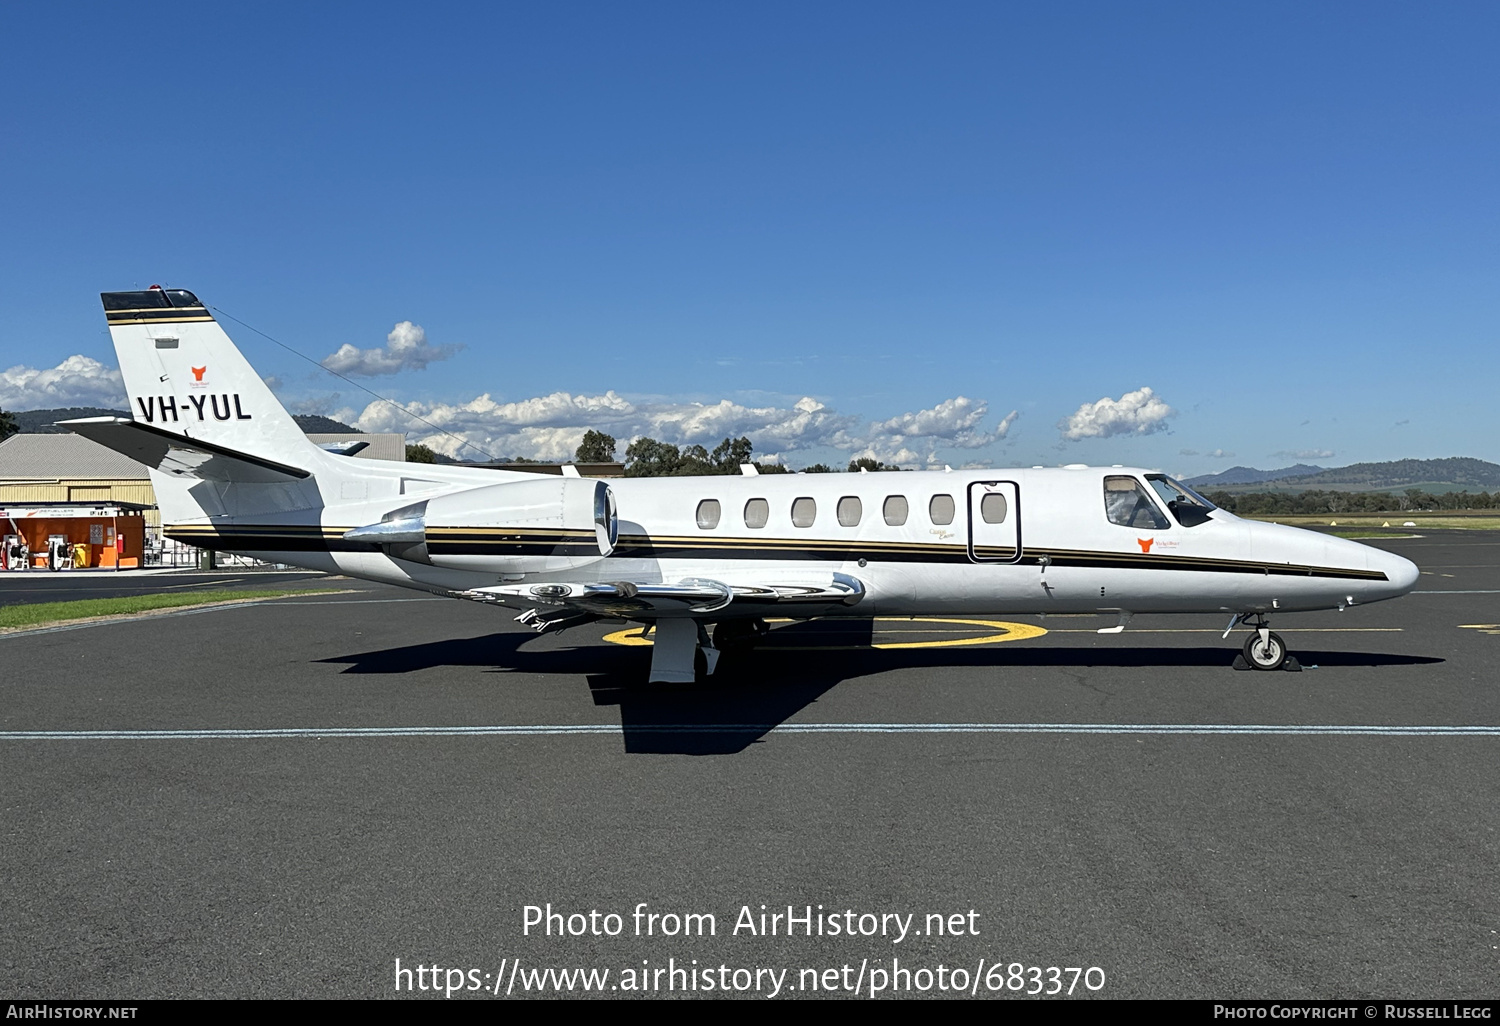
xmin=967 ymin=481 xmax=1021 ymax=563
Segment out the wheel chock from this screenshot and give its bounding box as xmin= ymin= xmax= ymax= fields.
xmin=1231 ymin=654 xmax=1252 ymax=671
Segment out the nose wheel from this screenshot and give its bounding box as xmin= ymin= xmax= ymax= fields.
xmin=1242 ymin=629 xmax=1287 ymax=671
xmin=1227 ymin=614 xmax=1300 ymax=672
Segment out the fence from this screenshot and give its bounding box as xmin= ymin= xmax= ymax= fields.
xmin=147 ymin=536 xmax=286 ymax=570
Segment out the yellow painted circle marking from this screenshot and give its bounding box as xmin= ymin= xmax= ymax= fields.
xmin=867 ymin=618 xmax=1048 ymax=649
xmin=603 ymin=627 xmax=656 ymax=646
xmin=601 ymin=617 xmax=1048 ymax=650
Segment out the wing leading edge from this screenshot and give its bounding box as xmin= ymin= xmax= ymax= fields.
xmin=459 ymin=572 xmax=866 ymax=622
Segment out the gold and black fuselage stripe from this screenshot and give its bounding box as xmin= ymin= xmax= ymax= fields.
xmin=105 ymin=306 xmax=216 ymax=324
xmin=164 ymin=524 xmax=1389 ymax=581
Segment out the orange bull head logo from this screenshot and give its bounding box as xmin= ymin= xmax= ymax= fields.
xmin=1137 ymin=538 xmax=1154 ymax=553
xmin=191 ymin=366 xmax=207 ymax=381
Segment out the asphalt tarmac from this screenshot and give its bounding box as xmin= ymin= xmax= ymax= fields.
xmin=2 ymin=531 xmax=1498 ymax=1000
xmin=0 ymin=567 xmax=330 ymax=608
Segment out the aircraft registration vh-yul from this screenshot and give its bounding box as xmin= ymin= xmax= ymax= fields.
xmin=63 ymin=287 xmax=1420 ymax=682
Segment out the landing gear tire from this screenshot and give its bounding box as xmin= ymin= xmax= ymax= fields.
xmin=1242 ymin=631 xmax=1287 ymax=671
xmin=712 ymin=619 xmax=766 ymax=655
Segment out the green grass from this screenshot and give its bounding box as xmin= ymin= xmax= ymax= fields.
xmin=1244 ymin=514 xmax=1500 ymax=530
xmin=1328 ymin=530 xmax=1420 ymax=539
xmin=0 ymin=589 xmax=339 ymax=630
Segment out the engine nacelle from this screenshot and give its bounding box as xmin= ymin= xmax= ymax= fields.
xmin=345 ymin=477 xmax=617 ymax=573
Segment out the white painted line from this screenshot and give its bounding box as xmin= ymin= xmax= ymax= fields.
xmin=0 ymin=595 xmax=441 ymax=640
xmin=3 ymin=723 xmax=1498 ymax=741
xmin=278 ymin=597 xmax=446 ymax=605
xmin=1045 ymin=627 xmax=1402 ymax=633
xmin=1413 ymin=590 xmax=1500 ymax=594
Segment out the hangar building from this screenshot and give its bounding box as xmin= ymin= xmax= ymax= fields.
xmin=0 ymin=432 xmax=406 ymax=569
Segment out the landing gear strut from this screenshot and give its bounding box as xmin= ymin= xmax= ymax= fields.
xmin=643 ymin=618 xmax=773 ymax=683
xmin=1226 ymin=613 xmax=1298 ymax=672
xmin=648 ymin=619 xmax=719 ymax=683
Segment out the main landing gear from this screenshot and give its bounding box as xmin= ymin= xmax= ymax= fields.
xmin=646 ymin=618 xmax=771 ymax=683
xmin=712 ymin=618 xmax=769 ymax=655
xmin=1226 ymin=613 xmax=1301 ymax=672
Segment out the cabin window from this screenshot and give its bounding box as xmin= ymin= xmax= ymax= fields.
xmin=744 ymin=497 xmax=769 ymax=529
xmin=883 ymin=495 xmax=908 ymax=526
xmin=1104 ymin=475 xmax=1169 ymax=530
xmin=837 ymin=496 xmax=862 ymax=527
xmin=1145 ymin=474 xmax=1216 ymax=528
xmin=791 ymin=496 xmax=817 ymax=528
xmin=696 ymin=499 xmax=722 ymax=530
xmin=929 ymin=494 xmax=955 ymax=526
xmin=980 ymin=492 xmax=1008 ymax=524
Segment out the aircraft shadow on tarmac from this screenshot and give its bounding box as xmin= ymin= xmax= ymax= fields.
xmin=318 ymin=622 xmax=1444 ymax=756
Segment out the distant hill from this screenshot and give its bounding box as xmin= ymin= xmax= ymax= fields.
xmin=1185 ymin=464 xmax=1324 ymax=488
xmin=10 ymin=407 xmax=360 ymax=435
xmin=292 ymin=414 xmax=360 ymax=433
xmin=9 ymin=407 xmax=129 ymax=433
xmin=1198 ymin=457 xmax=1500 ymax=494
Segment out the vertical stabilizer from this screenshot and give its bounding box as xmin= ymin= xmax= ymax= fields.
xmin=102 ymin=287 xmax=320 ymax=468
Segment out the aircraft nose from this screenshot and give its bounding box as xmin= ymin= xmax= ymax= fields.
xmin=1369 ymin=547 xmax=1420 ymax=596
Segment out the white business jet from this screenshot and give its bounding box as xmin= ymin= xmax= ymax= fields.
xmin=64 ymin=288 xmax=1419 ymax=682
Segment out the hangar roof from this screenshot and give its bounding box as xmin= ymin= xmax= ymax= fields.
xmin=0 ymin=433 xmax=150 ymax=480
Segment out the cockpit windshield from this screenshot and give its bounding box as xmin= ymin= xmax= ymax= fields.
xmin=1146 ymin=474 xmax=1217 ymax=527
xmin=1104 ymin=475 xmax=1170 ymax=530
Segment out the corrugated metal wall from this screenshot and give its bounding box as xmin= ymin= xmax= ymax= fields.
xmin=0 ymin=480 xmax=161 ymax=528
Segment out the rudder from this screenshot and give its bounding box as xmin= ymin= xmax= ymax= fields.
xmin=103 ymin=286 xmax=320 ymax=468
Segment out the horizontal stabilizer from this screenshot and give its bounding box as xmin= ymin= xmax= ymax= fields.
xmin=458 ymin=572 xmax=865 ymax=618
xmin=61 ymin=417 xmax=309 ymax=483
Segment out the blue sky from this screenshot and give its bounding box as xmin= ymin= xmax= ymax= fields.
xmin=3 ymin=2 xmax=1497 ymax=472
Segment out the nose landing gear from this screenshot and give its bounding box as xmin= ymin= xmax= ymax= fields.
xmin=1243 ymin=628 xmax=1287 ymax=670
xmin=1226 ymin=613 xmax=1300 ymax=672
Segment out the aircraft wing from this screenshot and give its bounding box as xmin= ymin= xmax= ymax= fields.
xmin=458 ymin=571 xmax=866 ymax=621
xmin=61 ymin=417 xmax=309 ymax=483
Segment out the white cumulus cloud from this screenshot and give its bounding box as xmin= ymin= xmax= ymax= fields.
xmin=321 ymin=321 xmax=462 ymax=377
xmin=849 ymin=445 xmax=930 ymax=467
xmin=0 ymin=355 xmax=125 ymax=410
xmin=347 ymin=389 xmax=1013 ymax=464
xmin=1272 ymin=448 xmax=1335 ymax=460
xmin=1205 ymin=448 xmax=1235 ymax=459
xmin=1059 ymin=386 xmax=1174 ymax=440
xmin=863 ymin=398 xmax=1018 ymax=453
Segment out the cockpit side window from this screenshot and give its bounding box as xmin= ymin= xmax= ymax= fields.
xmin=1103 ymin=476 xmax=1170 ymax=530
xmin=1145 ymin=474 xmax=1216 ymax=528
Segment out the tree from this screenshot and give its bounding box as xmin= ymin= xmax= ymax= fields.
xmin=624 ymin=437 xmax=683 ymax=477
xmin=405 ymin=443 xmax=437 ymax=464
xmin=625 ymin=435 xmax=764 ymax=476
xmin=801 ymin=463 xmax=836 ymax=474
xmin=756 ymin=462 xmax=791 ymax=474
xmin=575 ymin=429 xmax=617 ymax=463
xmin=679 ymin=444 xmax=714 ymax=475
xmin=0 ymin=407 xmax=15 ymax=443
xmin=849 ymin=456 xmax=901 ymax=472
xmin=710 ymin=436 xmax=754 ymax=472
